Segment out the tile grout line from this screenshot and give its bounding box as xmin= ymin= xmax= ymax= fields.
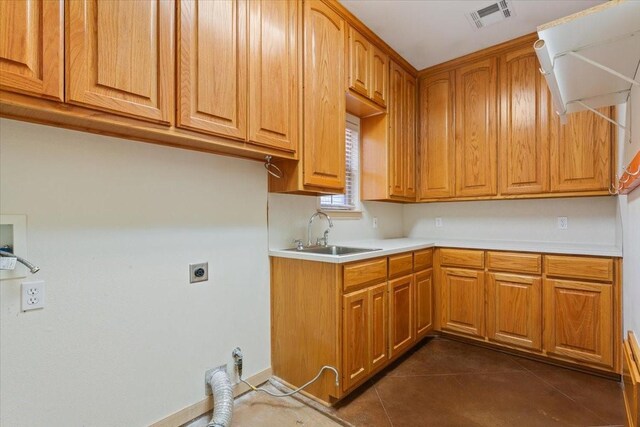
xmin=514 ymin=360 xmax=612 ymax=426
xmin=373 ymin=383 xmax=395 ymax=427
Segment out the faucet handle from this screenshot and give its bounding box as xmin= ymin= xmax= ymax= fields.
xmin=293 ymin=239 xmax=304 ymax=250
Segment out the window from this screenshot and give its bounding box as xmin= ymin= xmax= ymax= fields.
xmin=320 ymin=116 xmax=360 ymax=211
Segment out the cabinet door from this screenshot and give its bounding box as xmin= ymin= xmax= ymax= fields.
xmin=67 ymin=0 xmax=174 ymax=123
xmin=499 ymin=46 xmax=549 ymax=195
xmin=369 ymin=283 xmax=388 ymax=372
xmin=544 ymin=279 xmax=613 ymax=368
xmin=418 ymin=71 xmax=455 ymax=199
xmin=370 ymin=46 xmax=388 ymax=107
xmin=389 ymin=274 xmax=414 ymax=357
xmin=303 ymin=0 xmax=345 ymax=190
xmin=178 ymin=0 xmax=246 ymax=138
xmin=487 ymin=273 xmax=542 ymax=351
xmin=248 ymin=0 xmax=299 ymax=152
xmin=550 ymin=108 xmax=612 ymax=192
xmin=415 ymin=268 xmax=434 ymax=339
xmin=343 ymin=288 xmax=369 ymax=391
xmin=347 ymin=26 xmax=370 ymax=99
xmin=405 ymin=74 xmax=417 ymax=199
xmin=441 ymin=268 xmax=485 ymax=337
xmin=455 ymin=57 xmax=497 ymax=197
xmin=0 ymin=0 xmax=63 ymax=100
xmin=389 ymin=61 xmax=405 ymax=197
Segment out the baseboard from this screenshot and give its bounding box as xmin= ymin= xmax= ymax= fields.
xmin=148 ymin=367 xmax=272 ymax=427
xmin=623 ymin=331 xmax=640 ymax=427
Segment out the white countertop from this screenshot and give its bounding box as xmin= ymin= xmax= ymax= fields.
xmin=268 ymin=237 xmax=622 ymax=263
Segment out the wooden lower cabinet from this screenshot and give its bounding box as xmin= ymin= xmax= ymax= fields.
xmin=544 ymin=278 xmax=614 ymax=369
xmin=389 ymin=274 xmax=415 ymax=357
xmin=441 ymin=267 xmax=485 ymax=338
xmin=415 ymin=268 xmax=434 ymax=339
xmin=342 ymin=282 xmax=388 ymax=391
xmin=486 ymin=272 xmax=542 ymax=351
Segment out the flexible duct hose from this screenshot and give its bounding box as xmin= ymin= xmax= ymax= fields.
xmin=206 ymin=368 xmax=233 ymax=427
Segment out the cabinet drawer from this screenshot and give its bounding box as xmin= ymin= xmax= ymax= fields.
xmin=487 ymin=251 xmax=541 ymax=274
xmin=545 ymin=255 xmax=613 ymax=282
xmin=439 ymin=248 xmax=484 ymax=269
xmin=343 ymin=258 xmax=387 ymax=292
xmin=414 ymin=249 xmax=433 ymax=271
xmin=389 ymin=253 xmax=413 ymax=278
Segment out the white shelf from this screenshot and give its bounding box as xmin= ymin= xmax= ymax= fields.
xmin=534 ymin=0 xmax=640 ymax=121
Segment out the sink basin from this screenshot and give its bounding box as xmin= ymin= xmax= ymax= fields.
xmin=285 ymin=245 xmax=382 ymax=256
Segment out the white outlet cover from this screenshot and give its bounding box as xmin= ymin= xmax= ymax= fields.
xmin=557 ymin=216 xmax=568 ymax=230
xmin=435 ymin=217 xmax=443 ymax=227
xmin=372 ymin=217 xmax=378 ymax=229
xmin=21 ymin=280 xmax=45 ymax=311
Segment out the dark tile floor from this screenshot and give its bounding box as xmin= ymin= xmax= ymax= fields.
xmin=330 ymin=337 xmax=626 ymax=427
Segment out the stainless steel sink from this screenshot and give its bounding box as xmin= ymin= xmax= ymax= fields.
xmin=285 ymin=245 xmax=382 ymax=256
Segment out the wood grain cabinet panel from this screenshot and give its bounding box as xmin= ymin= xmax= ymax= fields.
xmin=343 ymin=258 xmax=388 ymax=292
xmin=248 ymin=0 xmax=299 ymax=152
xmin=370 ymin=45 xmax=388 ymax=107
xmin=441 ymin=267 xmax=485 ymax=338
xmin=439 ymin=248 xmax=484 ymax=269
xmin=487 ymin=273 xmax=542 ymax=351
xmin=389 ymin=274 xmax=415 ymax=357
xmin=302 ymin=0 xmax=345 ymax=190
xmin=499 ymin=46 xmax=549 ymax=195
xmin=389 ymin=253 xmax=413 ymax=278
xmin=405 ymin=74 xmax=417 ymax=198
xmin=486 ymin=251 xmax=541 ymax=275
xmin=67 ymin=0 xmax=174 ymax=123
xmin=343 ymin=288 xmax=369 ymax=391
xmin=544 ymin=278 xmax=613 ymax=369
xmin=455 ymin=57 xmax=497 ymax=197
xmin=418 ymin=71 xmax=455 ymax=199
xmin=414 ymin=249 xmax=434 ymax=271
xmin=178 ymin=0 xmax=246 ymax=138
xmin=347 ymin=26 xmax=371 ymax=99
xmin=415 ymin=268 xmax=434 ymax=339
xmin=0 ymin=0 xmax=63 ymax=100
xmin=389 ymin=61 xmax=405 ymax=198
xmin=369 ymin=283 xmax=389 ymax=372
xmin=545 ymin=255 xmax=613 ymax=282
xmin=550 ymin=107 xmax=613 ymax=192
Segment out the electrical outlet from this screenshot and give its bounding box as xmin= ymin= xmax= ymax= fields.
xmin=372 ymin=217 xmax=378 ymax=229
xmin=557 ymin=216 xmax=568 ymax=230
xmin=189 ymin=263 xmax=209 ymax=283
xmin=21 ymin=280 xmax=45 ymax=311
xmin=435 ymin=217 xmax=443 ymax=228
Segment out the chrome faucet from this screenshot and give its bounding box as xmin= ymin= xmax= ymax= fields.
xmin=307 ymin=210 xmax=333 ymax=247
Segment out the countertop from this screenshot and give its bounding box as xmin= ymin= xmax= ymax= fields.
xmin=268 ymin=237 xmax=622 ymax=263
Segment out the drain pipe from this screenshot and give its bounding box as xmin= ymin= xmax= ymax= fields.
xmin=205 ymin=367 xmax=233 ymax=427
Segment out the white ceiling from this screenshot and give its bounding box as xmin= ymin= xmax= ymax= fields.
xmin=339 ymin=0 xmax=606 ymax=70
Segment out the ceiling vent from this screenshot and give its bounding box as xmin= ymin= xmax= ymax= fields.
xmin=466 ymin=0 xmax=515 ymax=30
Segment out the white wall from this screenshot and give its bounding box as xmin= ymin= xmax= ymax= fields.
xmin=404 ymin=197 xmax=618 ymax=246
xmin=0 ymin=119 xmax=270 ymax=426
xmin=267 ymin=194 xmax=404 ymax=250
xmin=620 ymin=84 xmax=640 ymax=336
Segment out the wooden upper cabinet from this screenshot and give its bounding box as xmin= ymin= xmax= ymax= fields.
xmin=347 ymin=26 xmax=371 ymax=99
xmin=389 ymin=61 xmax=405 ymax=198
xmin=487 ymin=272 xmax=542 ymax=351
xmin=177 ymin=0 xmax=246 ymax=139
xmin=550 ymin=108 xmax=613 ymax=192
xmin=455 ymin=57 xmax=498 ymax=197
xmin=499 ymin=46 xmax=549 ymax=195
xmin=405 ymin=74 xmax=417 ymax=198
xmin=0 ymin=0 xmax=63 ymax=100
xmin=303 ymin=0 xmax=345 ymax=190
xmin=67 ymin=0 xmax=174 ymax=123
xmin=370 ymin=46 xmax=388 ymax=107
xmin=418 ymin=71 xmax=455 ymax=200
xmin=248 ymin=0 xmax=299 ymax=152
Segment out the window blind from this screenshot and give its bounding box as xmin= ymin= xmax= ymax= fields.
xmin=320 ymin=124 xmax=359 ymax=210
